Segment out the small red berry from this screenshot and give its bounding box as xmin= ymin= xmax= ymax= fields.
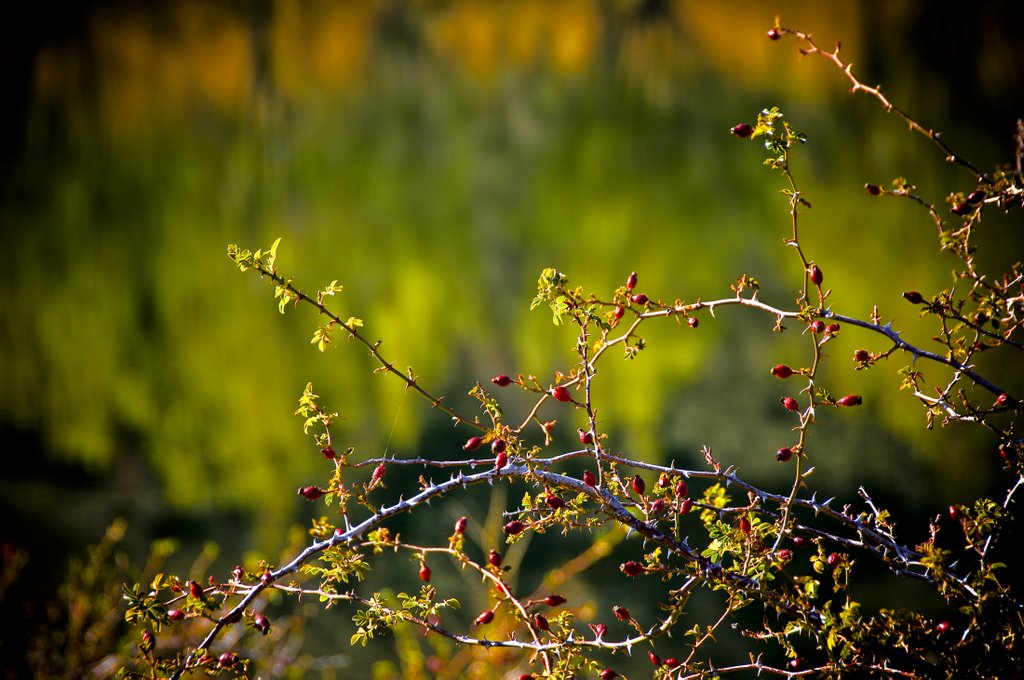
xmin=809 ymin=320 xmax=825 ymax=333
xmin=492 ymin=439 xmax=507 ymax=454
xmin=218 ymin=652 xmax=237 ymax=667
xmin=951 ymin=202 xmax=971 ymax=216
xmin=463 ymin=436 xmax=484 ymax=451
xmin=542 ymin=420 xmax=557 ymax=433
xmin=454 ymin=516 xmax=468 ymax=534
xmin=475 ymin=610 xmax=495 ymax=625
xmin=767 ymin=27 xmax=781 ymax=40
xmin=504 ymin=520 xmax=526 ymax=535
xmin=254 ymin=613 xmax=271 ymax=635
xmin=613 ymin=605 xmax=630 ymax=621
xmin=825 ymin=323 xmax=840 ymax=334
xmin=651 ymin=499 xmax=666 ymax=514
xmin=775 ymin=447 xmax=793 ymax=462
xmin=622 ymin=561 xmax=644 ymax=576
xmin=578 ymin=429 xmax=594 ymax=445
xmin=739 ymin=517 xmax=752 ymax=535
xmin=865 ymin=183 xmax=882 ymax=195
xmin=853 ymin=349 xmax=870 ymax=362
xmin=298 ymin=485 xmax=325 ymax=500
xmin=781 ymin=396 xmax=800 ymax=412
xmin=519 ymin=675 xmax=534 ymax=680
xmin=419 ymin=565 xmax=432 ymax=582
xmin=994 ymin=393 xmax=1008 ymax=407
xmin=260 ymin=571 xmax=275 ymax=585
xmin=903 ymin=291 xmax=925 ymax=304
xmin=778 ymin=549 xmax=793 ymax=562
xmin=600 ymin=669 xmax=618 ymax=680
xmin=551 ymin=385 xmax=572 ymax=402
xmin=631 ymin=475 xmax=646 ymax=496
xmin=491 ymin=374 xmax=512 ymax=387
xmin=583 ymin=470 xmax=597 ymax=487
xmin=949 ymin=505 xmax=961 ymax=520
xmin=631 ymin=293 xmax=649 ymax=305
xmin=321 ymin=446 xmax=337 ymax=460
xmin=675 ymin=479 xmax=688 ymax=497
xmin=626 ymin=271 xmax=638 ymax=290
xmin=936 ymin=621 xmax=953 ymax=634
xmin=649 ymin=651 xmax=662 ymax=666
xmin=613 ymin=305 xmax=625 ymax=320
xmin=788 ymin=658 xmax=803 ymax=671
xmin=188 ymin=580 xmax=203 ymax=600
xmin=167 ymin=609 xmax=185 ymax=621
xmin=680 ymin=498 xmax=693 ymax=515
xmin=827 ymin=552 xmax=841 ymax=567
xmin=967 ymin=190 xmax=985 ymax=204
xmin=232 ymin=565 xmax=244 ymax=581
xmin=793 ymin=536 xmax=810 ymax=549
xmin=837 ymin=394 xmax=863 ymax=407
xmin=809 ymin=265 xmax=823 ymax=287
xmin=488 ymin=549 xmax=502 ymax=567
xmin=545 ymin=494 xmax=566 ymax=510
xmin=730 ymin=123 xmax=754 ymax=138
xmin=770 ymin=364 xmax=794 ymax=379
xmin=544 ymin=594 xmax=567 ymax=607
xmin=495 ymin=451 xmax=508 ymax=470
xmin=371 ymin=463 xmax=386 ymax=483
xmin=590 ymin=623 xmax=608 ymax=638
xmin=687 ymin=316 xmax=699 ymax=328
xmin=534 ymin=614 xmax=550 ymax=631
xmin=664 ymin=658 xmax=679 ymax=668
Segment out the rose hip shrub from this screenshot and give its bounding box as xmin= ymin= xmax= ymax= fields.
xmin=121 ymin=20 xmax=1023 ymax=679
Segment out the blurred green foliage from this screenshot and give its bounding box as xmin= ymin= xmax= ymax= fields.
xmin=1 ymin=0 xmax=1021 ymax=614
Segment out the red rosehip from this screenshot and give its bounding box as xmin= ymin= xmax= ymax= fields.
xmin=687 ymin=316 xmax=699 ymax=328
xmin=903 ymin=291 xmax=925 ymax=304
xmin=731 ymin=123 xmax=754 ymax=138
xmin=770 ymin=364 xmax=794 ymax=379
xmin=680 ymin=498 xmax=693 ymax=515
xmin=371 ymin=463 xmax=386 ymax=483
xmin=260 ymin=571 xmax=275 ymax=586
xmin=463 ymin=436 xmax=484 ymax=451
xmin=675 ymin=479 xmax=688 ymax=497
xmin=776 ymin=447 xmax=793 ymax=462
xmin=504 ymin=520 xmax=526 ymax=535
xmin=995 ymin=393 xmax=1008 ymax=407
xmin=419 ymin=565 xmax=431 ymax=582
xmin=739 ymin=517 xmax=752 ymax=535
xmin=778 ymin=549 xmax=793 ymax=562
xmin=808 ymin=320 xmax=825 ymax=333
xmin=827 ymin=552 xmax=841 ymax=567
xmin=649 ymin=651 xmax=662 ymax=665
xmin=545 ymin=494 xmax=566 ymax=510
xmin=454 ymin=516 xmax=468 ymax=534
xmin=600 ymin=669 xmax=618 ymax=680
xmin=788 ymin=658 xmax=803 ymax=671
xmin=631 ymin=475 xmax=646 ymax=496
xmin=809 ymin=265 xmax=823 ymax=287
xmin=825 ymin=323 xmax=840 ymax=334
xmin=167 ymin=609 xmax=185 ymax=622
xmin=232 ymin=565 xmax=244 ymax=581
xmin=793 ymin=536 xmax=810 ymax=549
xmin=488 ymin=549 xmax=502 ymax=567
xmin=542 ymin=420 xmax=557 ymax=433
xmin=865 ymin=183 xmax=882 ymax=195
xmin=853 ymin=349 xmax=870 ymax=362
xmin=613 ymin=605 xmax=630 ymax=621
xmin=664 ymin=658 xmax=679 ymax=668
xmin=651 ymin=499 xmax=666 ymax=514
xmin=544 ymin=594 xmax=567 ymax=607
xmin=622 ymin=561 xmax=644 ymax=576
xmin=967 ymin=190 xmax=985 ymax=204
xmin=519 ymin=676 xmax=534 ymax=680
xmin=218 ymin=652 xmax=237 ymax=667
xmin=837 ymin=394 xmax=863 ymax=407
xmin=551 ymin=385 xmax=572 ymax=402
xmin=475 ymin=610 xmax=495 ymax=625
xmin=298 ymin=485 xmax=325 ymax=500
xmin=590 ymin=623 xmax=608 ymax=638
xmin=492 ymin=439 xmax=507 ymax=454
xmin=951 ymin=202 xmax=971 ymax=216
xmin=936 ymin=621 xmax=952 ymax=634
xmin=613 ymin=305 xmax=625 ymax=320
xmin=767 ymin=27 xmax=781 ymax=40
xmin=254 ymin=613 xmax=270 ymax=635
xmin=583 ymin=470 xmax=597 ymax=487
xmin=495 ymin=451 xmax=508 ymax=470
xmin=321 ymin=446 xmax=337 ymax=460
xmin=491 ymin=374 xmax=512 ymax=386
xmin=631 ymin=293 xmax=649 ymax=305
xmin=578 ymin=428 xmax=594 ymax=445
xmin=626 ymin=271 xmax=638 ymax=290
xmin=781 ymin=396 xmax=800 ymax=412
xmin=534 ymin=614 xmax=550 ymax=631
xmin=949 ymin=505 xmax=961 ymax=520
xmin=657 ymin=473 xmax=671 ymax=488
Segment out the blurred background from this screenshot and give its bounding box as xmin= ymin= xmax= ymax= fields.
xmin=1 ymin=0 xmax=1022 ymax=677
